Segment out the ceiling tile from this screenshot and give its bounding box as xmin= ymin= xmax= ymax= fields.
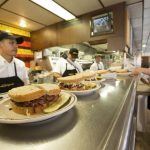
xmin=54 ymin=0 xmax=102 ymax=16
xmin=143 ymin=30 xmax=149 ymax=35
xmin=144 ymin=8 xmax=150 ymax=18
xmin=131 ymin=18 xmax=142 ymax=28
xmin=141 ymin=0 xmax=150 ymax=52
xmin=2 ymin=0 xmax=62 ymax=26
xmin=133 ymin=33 xmax=142 ymax=41
xmin=0 ymin=9 xmax=44 ymax=31
xmin=144 ymin=46 xmax=150 ymax=52
xmin=126 ymin=0 xmax=142 ymax=5
xmin=147 ymin=42 xmax=150 ymax=47
xmin=132 ymin=26 xmax=142 ymax=48
xmin=0 ymin=0 xmax=5 ymax=5
xmin=101 ymin=0 xmax=140 ymax=7
xmin=144 ymin=0 xmax=150 ymax=9
xmin=143 ymin=25 xmax=150 ymax=31
xmin=101 ymin=0 xmax=124 ymax=6
xmin=128 ymin=2 xmax=142 ymax=19
xmin=142 ymin=39 xmax=147 ymax=44
xmin=143 ymin=18 xmax=150 ymax=27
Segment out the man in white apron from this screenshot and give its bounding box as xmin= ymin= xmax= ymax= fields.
xmin=90 ymin=54 xmax=104 ymax=71
xmin=53 ymin=48 xmax=83 ymax=77
xmin=0 ymin=31 xmax=28 ymax=93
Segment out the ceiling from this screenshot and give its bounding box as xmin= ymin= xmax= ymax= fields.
xmin=142 ymin=0 xmax=150 ymax=53
xmin=0 ymin=0 xmax=143 ymax=51
xmin=128 ymin=1 xmax=143 ymax=51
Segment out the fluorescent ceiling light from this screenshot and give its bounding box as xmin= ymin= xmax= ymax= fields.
xmin=31 ymin=0 xmax=76 ymax=20
xmin=19 ymin=20 xmax=27 ymax=28
xmin=142 ymin=44 xmax=146 ymax=48
xmin=6 ymin=30 xmax=10 ymax=33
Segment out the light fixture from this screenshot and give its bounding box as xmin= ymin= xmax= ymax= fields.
xmin=5 ymin=30 xmax=10 ymax=33
xmin=19 ymin=20 xmax=27 ymax=28
xmin=142 ymin=44 xmax=146 ymax=48
xmin=31 ymin=0 xmax=76 ymax=20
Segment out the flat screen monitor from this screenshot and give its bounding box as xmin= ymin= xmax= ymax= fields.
xmin=91 ymin=12 xmax=113 ymax=36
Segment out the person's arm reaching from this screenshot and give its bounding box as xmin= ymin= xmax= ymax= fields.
xmin=132 ymin=67 xmax=150 ymax=75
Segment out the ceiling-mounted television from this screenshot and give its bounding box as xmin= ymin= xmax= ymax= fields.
xmin=91 ymin=12 xmax=113 ymax=36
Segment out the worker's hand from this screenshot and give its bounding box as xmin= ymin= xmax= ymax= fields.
xmin=131 ymin=68 xmax=142 ymax=75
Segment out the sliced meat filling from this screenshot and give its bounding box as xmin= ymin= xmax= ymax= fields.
xmin=59 ymin=83 xmax=84 ymax=89
xmin=12 ymin=95 xmax=59 ymax=107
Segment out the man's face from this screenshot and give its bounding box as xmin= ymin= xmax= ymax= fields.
xmin=0 ymin=39 xmax=18 ymax=56
xmin=71 ymin=56 xmax=76 ymax=61
xmin=68 ymin=54 xmax=77 ymax=61
xmin=96 ymin=57 xmax=101 ymax=63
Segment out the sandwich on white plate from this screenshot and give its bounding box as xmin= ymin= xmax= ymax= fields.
xmin=57 ymin=74 xmax=97 ymax=91
xmin=114 ymin=69 xmax=131 ymax=76
xmin=8 ymin=84 xmax=71 ymax=115
xmin=77 ymin=71 xmax=96 ymax=81
xmin=96 ymin=70 xmax=109 ymax=80
xmin=96 ymin=70 xmax=109 ymax=75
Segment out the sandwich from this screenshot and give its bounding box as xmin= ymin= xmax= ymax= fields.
xmin=115 ymin=69 xmax=128 ymax=73
xmin=96 ymin=70 xmax=109 ymax=80
xmin=58 ymin=74 xmax=97 ymax=90
xmin=8 ymin=84 xmax=61 ymax=115
xmin=57 ymin=75 xmax=85 ymax=90
xmin=96 ymin=70 xmax=109 ymax=75
xmin=77 ymin=71 xmax=96 ymax=81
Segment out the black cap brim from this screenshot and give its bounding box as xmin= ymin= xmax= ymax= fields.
xmin=7 ymin=36 xmax=24 ymax=44
xmin=15 ymin=36 xmax=24 ymax=44
xmin=0 ymin=32 xmax=24 ymax=44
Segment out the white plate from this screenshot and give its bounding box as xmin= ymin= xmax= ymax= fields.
xmin=0 ymin=92 xmax=77 ymax=124
xmin=117 ymin=72 xmax=131 ymax=76
xmin=85 ymin=79 xmax=105 ymax=84
xmin=62 ymin=84 xmax=101 ymax=96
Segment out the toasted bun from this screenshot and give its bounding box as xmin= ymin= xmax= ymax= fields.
xmin=115 ymin=69 xmax=128 ymax=73
xmin=11 ymin=102 xmax=49 ymax=115
xmin=35 ymin=84 xmax=60 ymax=96
xmin=77 ymin=71 xmax=96 ymax=79
xmin=8 ymin=85 xmax=45 ymax=102
xmin=96 ymin=70 xmax=109 ymax=74
xmin=57 ymin=75 xmax=83 ymax=83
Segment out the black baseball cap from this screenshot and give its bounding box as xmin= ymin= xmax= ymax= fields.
xmin=0 ymin=31 xmax=24 ymax=44
xmin=69 ymin=48 xmax=79 ymax=58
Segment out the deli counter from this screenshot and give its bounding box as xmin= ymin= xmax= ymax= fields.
xmin=0 ymin=76 xmax=137 ymax=150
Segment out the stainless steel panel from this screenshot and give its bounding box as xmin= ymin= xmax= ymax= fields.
xmin=0 ymin=77 xmax=137 ymax=150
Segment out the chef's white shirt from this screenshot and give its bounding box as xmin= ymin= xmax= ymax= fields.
xmin=53 ymin=57 xmax=83 ymax=75
xmin=90 ymin=61 xmax=104 ymax=71
xmin=0 ymin=55 xmax=29 ymax=85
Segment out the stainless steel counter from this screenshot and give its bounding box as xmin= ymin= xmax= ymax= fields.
xmin=0 ymin=77 xmax=137 ymax=150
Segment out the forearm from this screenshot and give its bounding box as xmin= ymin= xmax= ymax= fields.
xmin=132 ymin=67 xmax=150 ymax=75
xmin=140 ymin=68 xmax=150 ymax=75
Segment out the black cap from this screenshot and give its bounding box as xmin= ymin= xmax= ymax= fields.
xmin=0 ymin=31 xmax=24 ymax=44
xmin=69 ymin=48 xmax=79 ymax=58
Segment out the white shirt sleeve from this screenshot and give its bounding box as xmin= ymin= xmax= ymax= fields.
xmin=90 ymin=63 xmax=97 ymax=71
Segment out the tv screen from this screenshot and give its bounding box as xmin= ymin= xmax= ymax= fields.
xmin=91 ymin=12 xmax=113 ymax=36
